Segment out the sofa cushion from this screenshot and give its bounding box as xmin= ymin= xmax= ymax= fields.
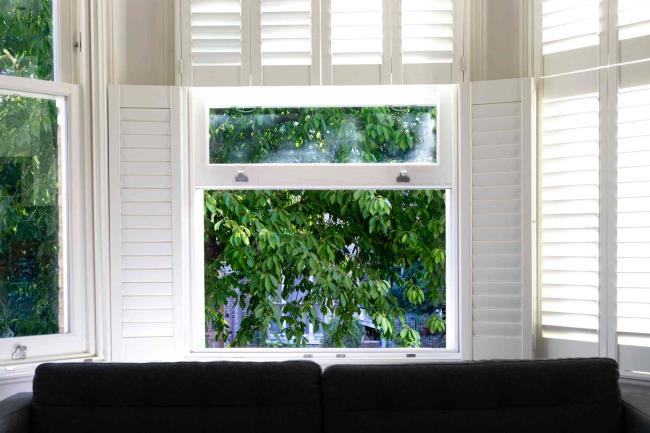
xmin=32 ymin=361 xmax=322 ymax=433
xmin=322 ymin=358 xmax=623 ymax=433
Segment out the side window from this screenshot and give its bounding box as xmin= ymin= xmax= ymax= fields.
xmin=0 ymin=0 xmax=90 ymax=362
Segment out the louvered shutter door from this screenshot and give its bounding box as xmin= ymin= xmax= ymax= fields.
xmin=392 ymin=0 xmax=455 ymax=84
xmin=536 ymin=70 xmax=602 ymax=358
xmin=108 ymin=86 xmax=185 ymax=361
xmin=618 ymin=0 xmax=650 ymax=64
xmin=616 ymin=51 xmax=650 ymax=372
xmin=181 ymin=0 xmax=251 ymax=86
xmin=461 ymin=78 xmax=535 ymax=360
xmin=251 ymin=0 xmax=320 ymax=85
xmin=538 ymin=0 xmax=602 ymax=75
xmin=323 ymin=0 xmax=390 ymax=84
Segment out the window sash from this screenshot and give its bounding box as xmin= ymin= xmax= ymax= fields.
xmin=187 ymin=85 xmax=459 ymax=358
xmin=191 ymin=85 xmax=455 ymax=189
xmin=0 ymin=75 xmax=90 ymax=362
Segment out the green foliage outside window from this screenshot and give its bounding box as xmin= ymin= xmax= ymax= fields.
xmin=210 ymin=106 xmax=437 ymax=164
xmin=0 ymin=0 xmax=60 ymax=338
xmin=205 ymin=106 xmax=447 ymax=348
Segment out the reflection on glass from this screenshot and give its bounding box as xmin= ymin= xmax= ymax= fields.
xmin=0 ymin=0 xmax=54 ymax=80
xmin=204 ymin=190 xmax=447 ymax=349
xmin=209 ymin=106 xmax=437 ymax=164
xmin=0 ymin=92 xmax=65 ymax=338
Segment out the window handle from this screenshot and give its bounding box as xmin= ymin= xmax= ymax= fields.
xmin=12 ymin=344 xmax=27 ymax=360
xmin=396 ymin=170 xmax=410 ymax=183
xmin=235 ymin=171 xmax=249 ymax=183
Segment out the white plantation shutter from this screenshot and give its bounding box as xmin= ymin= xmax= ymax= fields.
xmin=253 ymin=0 xmax=320 ymax=85
xmin=461 ymin=78 xmax=535 ymax=360
xmin=538 ymin=0 xmax=602 ymax=75
xmin=182 ymin=0 xmax=251 ymax=85
xmin=617 ymin=83 xmax=650 ymax=373
xmin=618 ymin=0 xmax=650 ymax=64
xmin=323 ymin=0 xmax=390 ymax=84
xmin=618 ymin=0 xmax=650 ymax=41
xmin=108 ymin=86 xmax=185 ymax=361
xmin=539 ymin=90 xmax=601 ymax=356
xmin=393 ymin=0 xmax=455 ymax=84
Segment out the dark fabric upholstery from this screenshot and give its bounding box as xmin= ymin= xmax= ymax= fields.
xmin=321 ymin=358 xmax=623 ymax=433
xmin=32 ymin=361 xmax=322 ymax=433
xmin=0 ymin=393 xmax=31 ymax=433
xmin=623 ymin=384 xmax=650 ymax=433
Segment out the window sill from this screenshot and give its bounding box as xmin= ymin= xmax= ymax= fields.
xmin=0 ymin=353 xmax=100 ymax=384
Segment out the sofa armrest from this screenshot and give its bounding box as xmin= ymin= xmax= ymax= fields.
xmin=623 ymin=386 xmax=650 ymax=433
xmin=0 ymin=393 xmax=31 ymax=433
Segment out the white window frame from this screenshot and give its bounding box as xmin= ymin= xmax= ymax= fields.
xmin=187 ymin=84 xmax=461 ymax=362
xmin=0 ymin=0 xmax=94 ymax=366
xmin=0 ymin=75 xmax=92 ymax=363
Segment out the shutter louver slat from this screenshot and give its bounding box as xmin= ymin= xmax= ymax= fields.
xmin=330 ymin=0 xmax=383 ymax=65
xmin=617 ymin=85 xmax=650 ymax=350
xmin=191 ymin=0 xmax=242 ymax=66
xmin=540 ymin=94 xmax=600 ymax=344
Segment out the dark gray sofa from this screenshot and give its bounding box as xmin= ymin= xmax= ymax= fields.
xmin=0 ymin=358 xmax=647 ymax=433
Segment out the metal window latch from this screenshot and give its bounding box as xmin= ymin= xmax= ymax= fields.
xmin=11 ymin=344 xmax=27 ymax=360
xmin=396 ymin=170 xmax=410 ymax=183
xmin=235 ymin=171 xmax=249 ymax=183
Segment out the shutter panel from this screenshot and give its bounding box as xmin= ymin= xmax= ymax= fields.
xmin=323 ymin=0 xmax=390 ymax=84
xmin=539 ymin=0 xmax=602 ymax=75
xmin=182 ymin=0 xmax=251 ymax=86
xmin=617 ymin=82 xmax=650 ymax=373
xmin=253 ymin=0 xmax=320 ymax=85
xmin=461 ymin=78 xmax=535 ymax=360
xmin=537 ymin=70 xmax=601 ymax=358
xmin=109 ymin=86 xmax=185 ymax=361
xmin=618 ymin=0 xmax=650 ymax=63
xmin=393 ymin=0 xmax=455 ymax=84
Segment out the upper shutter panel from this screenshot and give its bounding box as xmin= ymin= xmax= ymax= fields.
xmin=183 ymin=0 xmax=251 ymax=86
xmin=253 ymin=0 xmax=320 ymax=85
xmin=540 ymin=0 xmax=602 ymax=75
xmin=323 ymin=0 xmax=389 ymax=85
xmin=618 ymin=0 xmax=650 ymax=63
xmin=394 ymin=0 xmax=454 ymax=84
xmin=461 ymin=78 xmax=536 ymax=360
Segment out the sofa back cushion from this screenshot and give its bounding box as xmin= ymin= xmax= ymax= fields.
xmin=322 ymin=358 xmax=623 ymax=433
xmin=32 ymin=361 xmax=322 ymax=433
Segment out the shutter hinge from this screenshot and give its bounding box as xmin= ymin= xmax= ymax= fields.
xmin=74 ymin=32 xmax=82 ymax=51
xmin=178 ymin=58 xmax=184 ymax=82
xmin=460 ymin=56 xmax=466 ymax=73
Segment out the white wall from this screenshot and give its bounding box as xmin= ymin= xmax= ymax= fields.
xmin=471 ymin=0 xmax=529 ymax=81
xmin=110 ymin=0 xmax=176 ymax=85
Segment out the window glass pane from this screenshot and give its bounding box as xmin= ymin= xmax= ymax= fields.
xmin=0 ymin=91 xmax=66 ymax=338
xmin=209 ymin=106 xmax=437 ymax=164
xmin=204 ymin=190 xmax=446 ymax=349
xmin=0 ymin=0 xmax=54 ymax=80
